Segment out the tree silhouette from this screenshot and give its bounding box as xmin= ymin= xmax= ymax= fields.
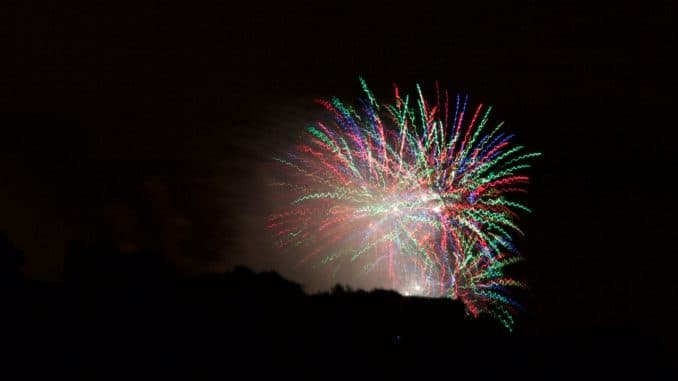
xmin=0 ymin=232 xmax=24 ymax=284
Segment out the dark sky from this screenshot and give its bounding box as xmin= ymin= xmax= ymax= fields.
xmin=3 ymin=1 xmax=675 ymax=337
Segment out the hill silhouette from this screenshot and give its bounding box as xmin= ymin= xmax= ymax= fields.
xmin=2 ymin=236 xmax=673 ymax=378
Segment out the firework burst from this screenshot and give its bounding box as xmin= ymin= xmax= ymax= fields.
xmin=267 ymin=79 xmax=539 ymax=329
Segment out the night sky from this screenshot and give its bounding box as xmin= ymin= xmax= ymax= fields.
xmin=3 ymin=1 xmax=675 ymax=341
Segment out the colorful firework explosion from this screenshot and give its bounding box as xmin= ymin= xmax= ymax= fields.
xmin=267 ymin=79 xmax=540 ymax=329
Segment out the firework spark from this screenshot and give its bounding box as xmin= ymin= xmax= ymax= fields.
xmin=267 ymin=79 xmax=539 ymax=329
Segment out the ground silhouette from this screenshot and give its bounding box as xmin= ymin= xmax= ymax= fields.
xmin=2 ymin=235 xmax=672 ymax=378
